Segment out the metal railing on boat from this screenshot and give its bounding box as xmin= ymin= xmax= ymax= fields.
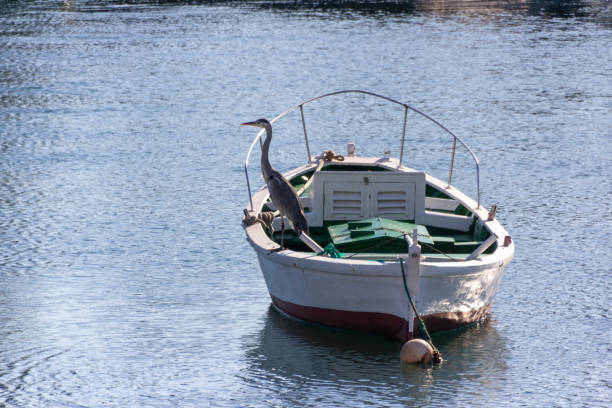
xmin=243 ymin=90 xmax=481 ymax=211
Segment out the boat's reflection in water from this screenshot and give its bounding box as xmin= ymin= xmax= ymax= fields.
xmin=241 ymin=305 xmax=510 ymax=404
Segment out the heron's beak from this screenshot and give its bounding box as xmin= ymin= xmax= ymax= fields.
xmin=240 ymin=121 xmax=257 ymax=127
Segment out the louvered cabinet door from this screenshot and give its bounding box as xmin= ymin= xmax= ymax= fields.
xmin=370 ymin=183 xmax=416 ymax=220
xmin=323 ymin=182 xmax=367 ymax=220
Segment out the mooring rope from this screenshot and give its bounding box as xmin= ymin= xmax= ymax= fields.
xmin=399 ymin=257 xmax=442 ymax=364
xmin=322 ymin=150 xmax=344 ymax=162
xmin=295 ymin=150 xmax=344 ymax=197
xmin=317 ymin=243 xmax=343 ymax=258
xmin=242 ymin=209 xmax=275 ymax=233
xmin=415 ymin=232 xmax=463 ymax=262
xmin=344 ymin=236 xmax=397 ymax=258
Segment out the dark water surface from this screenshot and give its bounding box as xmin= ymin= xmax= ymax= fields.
xmin=1 ymin=1 xmax=611 ymax=406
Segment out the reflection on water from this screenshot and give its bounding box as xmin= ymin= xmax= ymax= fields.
xmin=245 ymin=306 xmax=399 ymax=377
xmin=240 ymin=306 xmax=509 ymax=406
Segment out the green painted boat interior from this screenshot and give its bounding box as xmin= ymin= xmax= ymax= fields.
xmin=270 ymin=220 xmax=495 ymax=256
xmin=261 ymin=164 xmax=493 ymax=257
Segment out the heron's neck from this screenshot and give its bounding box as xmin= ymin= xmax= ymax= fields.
xmin=261 ymin=123 xmax=273 ymax=181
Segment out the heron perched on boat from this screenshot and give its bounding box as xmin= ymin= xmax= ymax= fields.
xmin=241 ymin=118 xmax=309 ymax=250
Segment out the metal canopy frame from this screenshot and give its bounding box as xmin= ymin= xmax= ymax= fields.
xmin=243 ymin=90 xmax=481 ymax=211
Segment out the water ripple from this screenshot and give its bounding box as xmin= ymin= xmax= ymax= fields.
xmin=1 ymin=1 xmax=610 ymax=406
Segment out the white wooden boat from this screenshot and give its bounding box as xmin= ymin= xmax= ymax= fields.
xmin=241 ymin=90 xmax=514 ymax=342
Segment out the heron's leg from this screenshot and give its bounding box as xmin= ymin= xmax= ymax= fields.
xmin=269 ymin=217 xmax=285 ymax=253
xmin=280 ymin=217 xmax=285 ymax=249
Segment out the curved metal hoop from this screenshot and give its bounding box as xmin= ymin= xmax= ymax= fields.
xmin=243 ymin=90 xmax=481 ymax=210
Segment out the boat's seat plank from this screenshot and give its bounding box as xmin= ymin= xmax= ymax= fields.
xmin=341 ymin=253 xmax=476 ymax=261
xmin=453 ymin=241 xmax=483 ymax=252
xmin=430 ymin=235 xmax=455 ymax=252
xmin=425 ymin=197 xmax=459 ymax=211
xmin=452 ymin=234 xmax=474 ymax=242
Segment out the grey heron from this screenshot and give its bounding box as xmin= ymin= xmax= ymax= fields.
xmin=241 ymin=118 xmax=309 ymax=250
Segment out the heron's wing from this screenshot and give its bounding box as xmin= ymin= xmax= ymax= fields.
xmin=267 ymin=172 xmax=305 ymax=218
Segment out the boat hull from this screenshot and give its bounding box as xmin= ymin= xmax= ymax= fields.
xmin=254 ymin=246 xmax=511 ymax=342
xmin=271 ymin=295 xmax=492 ymax=342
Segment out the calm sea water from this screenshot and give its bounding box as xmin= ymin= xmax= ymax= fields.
xmin=1 ymin=1 xmax=611 ymax=406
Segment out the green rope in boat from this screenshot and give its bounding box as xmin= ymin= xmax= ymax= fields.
xmin=317 ymin=243 xmax=343 ymax=258
xmin=399 ymin=257 xmax=442 ymax=364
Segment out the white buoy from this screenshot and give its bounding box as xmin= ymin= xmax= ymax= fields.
xmin=400 ymin=339 xmax=434 ymax=364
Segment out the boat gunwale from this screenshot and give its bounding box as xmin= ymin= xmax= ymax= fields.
xmin=245 ymin=224 xmax=513 ymax=279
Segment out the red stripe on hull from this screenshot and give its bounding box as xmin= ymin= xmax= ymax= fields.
xmin=271 ymin=295 xmax=491 ymax=342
